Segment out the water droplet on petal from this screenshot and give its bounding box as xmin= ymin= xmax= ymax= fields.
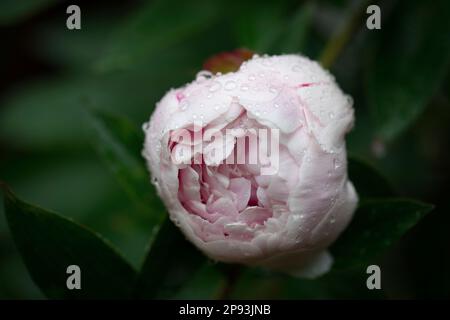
xmin=240 ymin=84 xmax=249 ymax=91
xmin=333 ymin=158 xmax=341 ymax=169
xmin=346 ymin=95 xmax=354 ymax=106
xmin=262 ymin=59 xmax=273 ymax=67
xmin=292 ymin=64 xmax=302 ymax=72
xmin=224 ymin=80 xmax=237 ymax=90
xmin=180 ymin=100 xmax=189 ymax=111
xmin=209 ymin=81 xmax=222 ymax=92
xmin=328 ymin=111 xmax=335 ymax=119
xmin=196 ymin=70 xmax=213 ymax=82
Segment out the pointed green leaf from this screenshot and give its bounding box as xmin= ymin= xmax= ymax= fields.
xmin=86 ymin=110 xmax=164 ymax=226
xmin=1 ymin=185 xmax=136 ymax=299
xmin=367 ymin=0 xmax=450 ymax=141
xmin=134 ymin=218 xmax=206 ymax=299
xmin=331 ymin=199 xmax=433 ymax=270
xmin=348 ymin=155 xmax=395 ymax=198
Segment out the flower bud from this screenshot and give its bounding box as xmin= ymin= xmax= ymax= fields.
xmin=143 ymin=54 xmax=358 ymax=278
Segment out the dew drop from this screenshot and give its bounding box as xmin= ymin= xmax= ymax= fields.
xmin=262 ymin=58 xmax=273 ymax=67
xmin=224 ymin=80 xmax=237 ymax=90
xmin=292 ymin=64 xmax=302 ymax=72
xmin=274 ymin=103 xmax=280 ymax=108
xmin=195 ymin=70 xmax=213 ymax=82
xmin=248 ymin=75 xmax=256 ymax=81
xmin=333 ymin=158 xmax=341 ymax=169
xmin=328 ymin=111 xmax=335 ymax=119
xmin=240 ymin=84 xmax=249 ymax=91
xmin=180 ymin=100 xmax=189 ymax=111
xmin=209 ymin=81 xmax=222 ymax=92
xmin=346 ymin=95 xmax=354 ymax=106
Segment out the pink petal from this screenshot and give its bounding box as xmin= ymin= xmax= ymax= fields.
xmin=239 ymin=207 xmax=272 ymax=227
xmin=229 ymin=178 xmax=251 ymax=211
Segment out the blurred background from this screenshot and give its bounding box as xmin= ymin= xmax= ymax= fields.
xmin=0 ymin=0 xmax=449 ymax=299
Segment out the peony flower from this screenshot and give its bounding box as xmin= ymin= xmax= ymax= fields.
xmin=143 ymin=54 xmax=358 ymax=278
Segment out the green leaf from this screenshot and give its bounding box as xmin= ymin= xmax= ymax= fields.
xmin=34 ymin=11 xmax=119 ymax=70
xmin=0 ymin=78 xmax=90 ymax=150
xmin=173 ymin=264 xmax=224 ymax=299
xmin=348 ymin=155 xmax=395 ymax=198
xmin=86 ymin=110 xmax=164 ymax=227
xmin=96 ymin=0 xmax=220 ymax=72
xmin=0 ymin=0 xmax=56 ymax=25
xmin=1 ymin=185 xmax=136 ymax=299
xmin=134 ymin=218 xmax=206 ymax=299
xmin=277 ymin=2 xmax=315 ymax=53
xmin=367 ymin=0 xmax=450 ymax=141
xmin=331 ymin=199 xmax=433 ymax=270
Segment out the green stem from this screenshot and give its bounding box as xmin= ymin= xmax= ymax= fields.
xmin=319 ymin=0 xmax=373 ymax=69
xmin=216 ymin=265 xmax=242 ymax=300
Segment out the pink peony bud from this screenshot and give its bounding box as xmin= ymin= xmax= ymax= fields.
xmin=143 ymin=54 xmax=358 ymax=278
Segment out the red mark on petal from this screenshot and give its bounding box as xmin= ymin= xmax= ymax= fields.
xmin=296 ymin=81 xmax=329 ymax=89
xmin=176 ymin=91 xmax=185 ymax=102
xmin=297 ymin=82 xmax=316 ymax=88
